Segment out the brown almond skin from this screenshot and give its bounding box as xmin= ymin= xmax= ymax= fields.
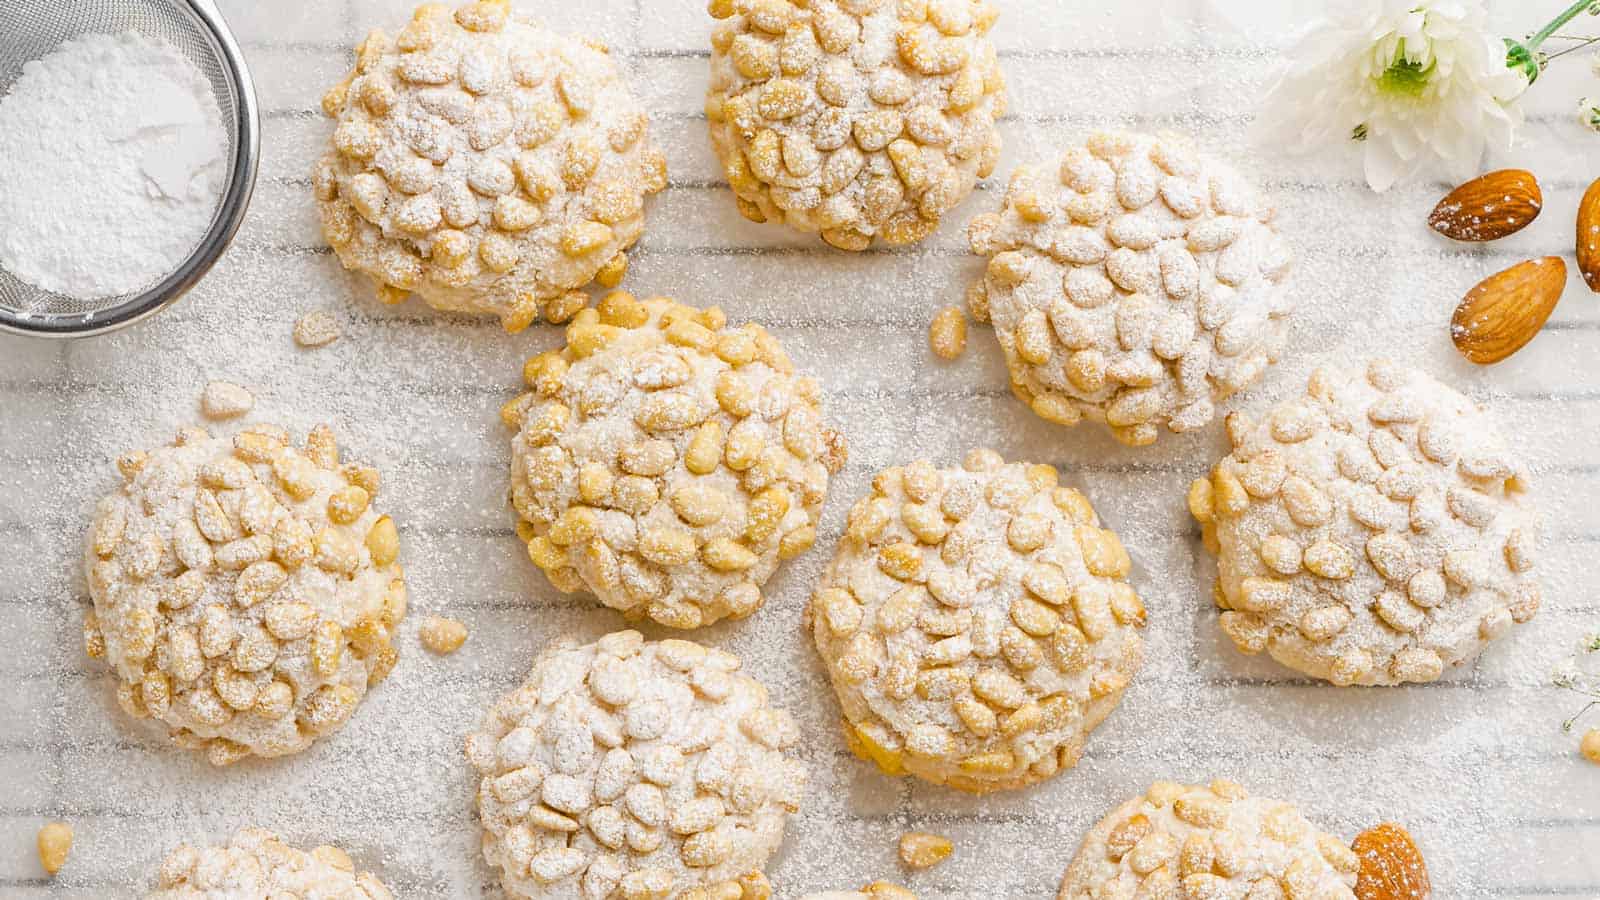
xmin=1451 ymin=257 xmax=1566 ymax=364
xmin=1353 ymin=823 xmax=1431 ymax=900
xmin=1578 ymin=177 xmax=1600 ymax=293
xmin=1428 ymin=169 xmax=1542 ymax=242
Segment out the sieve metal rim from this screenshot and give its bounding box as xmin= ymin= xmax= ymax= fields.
xmin=0 ymin=0 xmax=261 ymax=340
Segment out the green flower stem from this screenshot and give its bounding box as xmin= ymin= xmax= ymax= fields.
xmin=1507 ymin=0 xmax=1596 ymax=81
xmin=1563 ymin=699 xmax=1600 ymax=733
xmin=1527 ymin=0 xmax=1595 ymax=52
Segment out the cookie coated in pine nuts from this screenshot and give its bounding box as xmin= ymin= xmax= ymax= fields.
xmin=808 ymin=450 xmax=1146 ymax=793
xmin=706 ymin=0 xmax=1005 ymax=250
xmin=464 ymin=631 xmax=806 ymax=900
xmin=1190 ymin=361 xmax=1541 ymax=685
xmin=506 ymin=293 xmax=846 ymax=630
xmin=968 ymin=130 xmax=1293 ymax=446
xmin=84 ymin=424 xmax=406 ymax=766
xmin=1058 ymin=780 xmax=1358 ymax=900
xmin=317 ymin=1 xmax=667 ymax=332
xmin=148 ymin=828 xmax=393 ymax=899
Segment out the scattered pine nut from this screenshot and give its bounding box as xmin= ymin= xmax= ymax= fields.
xmin=964 ymin=279 xmax=990 ymax=324
xmin=200 ymin=381 xmax=254 ymax=420
xmin=898 ymin=831 xmax=953 ymax=869
xmin=293 ymin=311 xmax=341 ymax=348
xmin=1582 ymin=728 xmax=1600 ymax=764
xmin=928 ymin=306 xmax=967 ymax=360
xmin=37 ymin=821 xmax=72 ymax=875
xmin=419 ymin=615 xmax=468 ymax=655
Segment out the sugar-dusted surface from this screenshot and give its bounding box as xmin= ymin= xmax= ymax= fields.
xmin=1 ymin=1 xmax=1597 ymax=897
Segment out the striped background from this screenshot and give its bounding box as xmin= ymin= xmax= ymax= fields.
xmin=1 ymin=0 xmax=1597 ymax=896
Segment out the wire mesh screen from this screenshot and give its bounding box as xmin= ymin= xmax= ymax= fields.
xmin=0 ymin=0 xmax=241 ymax=323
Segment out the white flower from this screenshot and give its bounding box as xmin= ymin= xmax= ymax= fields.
xmin=1554 ymin=631 xmax=1600 ymax=691
xmin=1582 ymin=96 xmax=1600 ymax=134
xmin=1261 ymin=0 xmax=1530 ymax=192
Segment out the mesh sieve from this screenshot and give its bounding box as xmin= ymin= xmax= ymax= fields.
xmin=0 ymin=0 xmax=258 ymax=337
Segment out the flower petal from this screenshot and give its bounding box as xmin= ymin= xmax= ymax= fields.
xmin=1362 ymin=137 xmax=1407 ymax=192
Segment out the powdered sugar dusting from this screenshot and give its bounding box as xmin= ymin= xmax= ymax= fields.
xmin=0 ymin=31 xmax=226 ymax=300
xmin=0 ymin=1 xmax=1594 ymax=898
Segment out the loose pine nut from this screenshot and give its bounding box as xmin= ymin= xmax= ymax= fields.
xmin=37 ymin=822 xmax=72 ymax=875
xmin=420 ymin=615 xmax=468 ymax=654
xmin=1583 ymin=728 xmax=1600 ymax=764
xmin=293 ymin=311 xmax=341 ymax=348
xmin=928 ymin=306 xmax=967 ymax=360
xmin=200 ymin=381 xmax=255 ymax=420
xmin=899 ymin=831 xmax=953 ymax=869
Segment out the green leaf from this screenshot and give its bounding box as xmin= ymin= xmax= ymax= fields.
xmin=1506 ymin=38 xmax=1541 ymax=84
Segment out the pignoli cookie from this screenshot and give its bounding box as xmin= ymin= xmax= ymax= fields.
xmin=707 ymin=0 xmax=1005 ymax=250
xmin=968 ymin=130 xmax=1293 ymax=446
xmin=317 ymin=1 xmax=667 ymax=331
xmin=148 ymin=828 xmax=393 ymax=899
xmin=84 ymin=424 xmax=405 ymax=765
xmin=506 ymin=293 xmax=846 ymax=629
xmin=1058 ymin=780 xmax=1359 ymax=899
xmin=1191 ymin=360 xmax=1541 ymax=685
xmin=808 ymin=450 xmax=1145 ymax=793
xmin=464 ymin=631 xmax=806 ymax=899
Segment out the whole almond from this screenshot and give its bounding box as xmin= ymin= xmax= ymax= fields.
xmin=1578 ymin=176 xmax=1600 ymax=292
xmin=1352 ymin=823 xmax=1431 ymax=900
xmin=1451 ymin=257 xmax=1565 ymax=364
xmin=1428 ymin=169 xmax=1542 ymax=242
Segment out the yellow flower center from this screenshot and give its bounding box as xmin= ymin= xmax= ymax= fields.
xmin=1377 ymin=41 xmax=1433 ymax=98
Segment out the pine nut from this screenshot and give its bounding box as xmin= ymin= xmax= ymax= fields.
xmin=419 ymin=615 xmax=468 ymax=654
xmin=899 ymin=831 xmax=953 ymax=869
xmin=37 ymin=822 xmax=72 ymax=875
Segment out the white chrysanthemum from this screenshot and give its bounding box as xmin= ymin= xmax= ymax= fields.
xmin=1262 ymin=0 xmax=1528 ymax=192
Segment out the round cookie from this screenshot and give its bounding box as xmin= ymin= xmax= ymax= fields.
xmin=506 ymin=292 xmax=846 ymax=629
xmin=317 ymin=1 xmax=668 ymax=332
xmin=808 ymin=449 xmax=1146 ymax=793
xmin=967 ymin=130 xmax=1294 ymax=446
xmin=84 ymin=423 xmax=406 ymax=766
xmin=464 ymin=630 xmax=806 ymax=900
xmin=148 ymin=828 xmax=393 ymax=899
xmin=1058 ymin=780 xmax=1359 ymax=899
xmin=706 ymin=0 xmax=1005 ymax=250
xmin=1189 ymin=360 xmax=1541 ymax=685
